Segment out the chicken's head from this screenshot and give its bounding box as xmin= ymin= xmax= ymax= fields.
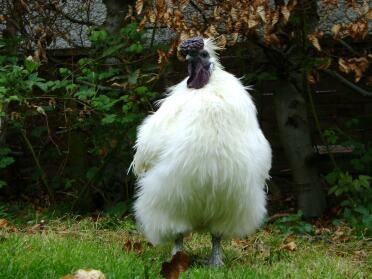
xmin=179 ymin=37 xmax=220 ymax=89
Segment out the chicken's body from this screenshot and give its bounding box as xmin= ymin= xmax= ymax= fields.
xmin=132 ymin=38 xmax=271 ymax=265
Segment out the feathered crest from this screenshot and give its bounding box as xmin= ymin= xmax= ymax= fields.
xmin=203 ymin=38 xmax=222 ymax=68
xmin=178 ymin=37 xmax=222 ymax=69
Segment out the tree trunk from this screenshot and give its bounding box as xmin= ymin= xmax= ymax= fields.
xmin=273 ymin=79 xmax=326 ymax=217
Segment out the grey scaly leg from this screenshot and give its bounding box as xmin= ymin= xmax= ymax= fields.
xmin=208 ymin=234 xmax=224 ymax=267
xmin=171 ymin=233 xmax=184 ymax=255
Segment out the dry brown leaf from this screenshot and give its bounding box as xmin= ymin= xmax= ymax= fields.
xmin=281 ymin=6 xmax=290 ymax=23
xmin=124 ymin=5 xmax=133 ymax=21
xmin=331 ymin=24 xmax=342 ymax=39
xmin=133 ymin=242 xmax=144 ymax=254
xmin=287 ymin=0 xmax=298 ymax=10
xmin=264 ymin=33 xmax=280 ymax=45
xmin=367 ymin=9 xmax=372 ymax=19
xmin=307 ymin=71 xmax=318 ymax=84
xmin=359 ymin=0 xmax=369 ymax=15
xmin=135 ymin=0 xmax=144 ymax=15
xmin=157 ymin=49 xmax=167 ymax=64
xmin=0 ymin=218 xmax=9 ymax=228
xmin=207 ymin=25 xmax=218 ymax=37
xmin=348 ymin=20 xmax=368 ymax=40
xmin=137 ymin=16 xmax=147 ymax=31
xmin=322 ymin=0 xmax=338 ymax=7
xmin=160 ymin=251 xmax=191 ymax=279
xmin=27 ymin=220 xmax=46 ymax=233
xmin=179 ymin=0 xmax=190 ymax=9
xmin=308 ymin=34 xmax=321 ymax=51
xmin=338 ymin=58 xmax=349 ymax=73
xmin=345 ymin=0 xmax=358 ymax=9
xmin=315 ymin=227 xmax=332 ymax=235
xmin=216 ymin=35 xmax=227 ymax=49
xmin=179 ymin=31 xmax=189 ymax=42
xmin=234 ymin=21 xmax=242 ymax=32
xmin=213 ymin=6 xmax=221 ymax=20
xmin=148 ymin=10 xmax=157 ymax=23
xmin=230 ymin=32 xmax=239 ymax=45
xmin=230 ymin=7 xmax=238 ymax=21
xmin=257 ymin=6 xmax=266 ymax=22
xmin=123 ymin=240 xmax=145 ymax=254
xmin=60 ymin=269 xmax=106 ymax=279
xmin=271 ymin=10 xmax=280 ymax=26
xmin=123 ymin=240 xmax=132 ymax=252
xmin=338 ymin=57 xmax=369 ymax=82
xmin=281 ymin=241 xmax=297 ymax=251
xmin=248 ymin=16 xmax=260 ymax=29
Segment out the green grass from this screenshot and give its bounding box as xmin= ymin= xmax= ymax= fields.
xmin=0 ymin=216 xmax=370 ymax=279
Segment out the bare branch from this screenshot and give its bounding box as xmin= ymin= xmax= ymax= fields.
xmin=336 ymin=39 xmax=360 ymax=56
xmin=77 ymin=80 xmax=126 ymax=92
xmin=322 ymin=69 xmax=372 ymax=97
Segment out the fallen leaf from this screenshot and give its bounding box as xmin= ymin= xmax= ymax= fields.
xmin=60 ymin=269 xmax=106 ymax=279
xmin=123 ymin=240 xmax=144 ymax=254
xmin=28 ymin=221 xmax=46 ymax=233
xmin=133 ymin=242 xmax=144 ymax=254
xmin=281 ymin=241 xmax=297 ymax=251
xmin=123 ymin=240 xmax=132 ymax=252
xmin=315 ymin=227 xmax=331 ymax=235
xmin=0 ymin=218 xmax=9 ymax=228
xmin=160 ymin=251 xmax=191 ymax=279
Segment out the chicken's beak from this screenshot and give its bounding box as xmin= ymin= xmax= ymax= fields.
xmin=186 ymin=54 xmax=192 ymax=61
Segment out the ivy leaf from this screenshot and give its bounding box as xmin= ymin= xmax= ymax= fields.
xmin=74 ymin=87 xmax=96 ymax=100
xmin=35 ymin=81 xmax=49 ymax=92
xmin=101 ymin=114 xmax=117 ymax=125
xmin=0 ymin=156 xmax=15 ymax=169
xmin=0 ymin=180 xmax=6 ymax=188
xmin=125 ymin=43 xmax=144 ymax=54
xmin=89 ymin=30 xmax=108 ymax=42
xmin=92 ymin=95 xmax=115 ymax=111
xmin=86 ymin=167 xmax=99 ymax=180
xmin=24 ymin=58 xmax=40 ymax=73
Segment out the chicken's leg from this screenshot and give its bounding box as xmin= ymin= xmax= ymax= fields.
xmin=171 ymin=233 xmax=184 ymax=255
xmin=208 ymin=234 xmax=224 ymax=267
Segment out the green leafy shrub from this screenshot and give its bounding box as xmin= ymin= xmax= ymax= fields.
xmin=0 ymin=148 xmax=14 ymax=188
xmin=0 ymin=23 xmax=161 ymax=210
xmin=273 ymin=211 xmax=314 ymax=236
xmin=323 ymin=120 xmax=372 ymax=234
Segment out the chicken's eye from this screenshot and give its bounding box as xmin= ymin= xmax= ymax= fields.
xmin=200 ymin=51 xmax=209 ymax=58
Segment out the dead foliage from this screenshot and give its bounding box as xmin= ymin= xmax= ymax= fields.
xmin=60 ymin=269 xmax=106 ymax=279
xmin=160 ymin=251 xmax=191 ymax=279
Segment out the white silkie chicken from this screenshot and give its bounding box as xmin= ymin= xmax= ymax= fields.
xmin=132 ymin=37 xmax=272 ymax=266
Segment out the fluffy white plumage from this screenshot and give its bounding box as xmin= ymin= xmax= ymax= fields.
xmin=132 ymin=38 xmax=272 ymax=245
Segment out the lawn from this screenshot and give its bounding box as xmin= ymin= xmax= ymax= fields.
xmin=0 ymin=213 xmax=370 ymax=279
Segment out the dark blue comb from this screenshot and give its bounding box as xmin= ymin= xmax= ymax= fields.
xmin=179 ymin=37 xmax=204 ymax=56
